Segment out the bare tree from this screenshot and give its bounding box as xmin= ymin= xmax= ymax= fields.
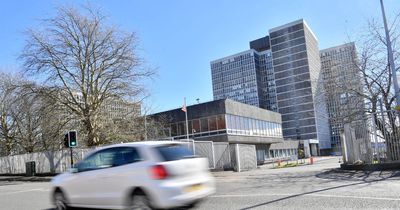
xmin=0 ymin=72 xmax=20 ymax=155
xmin=21 ymin=6 xmax=152 ymax=146
xmin=321 ymin=13 xmax=400 ymax=160
xmin=12 ymin=87 xmax=43 ymax=153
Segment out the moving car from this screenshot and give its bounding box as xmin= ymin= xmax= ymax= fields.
xmin=51 ymin=141 xmax=215 ymax=210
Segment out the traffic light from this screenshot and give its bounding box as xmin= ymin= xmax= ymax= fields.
xmin=68 ymin=131 xmax=77 ymax=147
xmin=63 ymin=131 xmax=78 ymax=148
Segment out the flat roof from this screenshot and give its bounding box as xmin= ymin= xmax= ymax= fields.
xmin=150 ymin=99 xmax=281 ymax=124
xmin=269 ymin=19 xmax=318 ymax=42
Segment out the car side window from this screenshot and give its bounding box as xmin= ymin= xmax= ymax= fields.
xmin=111 ymin=147 xmax=142 ymax=167
xmin=76 ymin=148 xmax=114 ymax=172
xmin=75 ymin=147 xmax=142 ymax=172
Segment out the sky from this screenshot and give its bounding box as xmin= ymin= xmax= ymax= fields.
xmin=0 ymin=0 xmax=399 ymax=113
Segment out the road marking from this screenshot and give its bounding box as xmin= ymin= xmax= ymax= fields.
xmin=0 ymin=188 xmax=49 ymax=196
xmin=210 ymin=193 xmax=400 ymax=201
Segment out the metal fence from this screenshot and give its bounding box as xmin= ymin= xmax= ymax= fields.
xmin=370 ymin=110 xmax=400 ymax=162
xmin=213 ymin=142 xmax=231 ymax=170
xmin=0 ymin=140 xmax=260 ymax=174
xmin=342 ymin=110 xmax=400 ymax=164
xmin=0 ymin=149 xmax=93 ymax=174
xmin=193 ymin=141 xmax=215 ymax=169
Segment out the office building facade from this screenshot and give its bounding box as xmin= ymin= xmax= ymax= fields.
xmin=211 ymin=19 xmax=331 ymax=153
xmin=269 ymin=19 xmax=331 ymax=151
xmin=150 ymin=99 xmax=301 ymax=166
xmin=320 ymin=43 xmax=365 ymax=153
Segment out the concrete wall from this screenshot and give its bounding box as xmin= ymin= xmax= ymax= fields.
xmin=224 ymin=99 xmax=282 ymax=123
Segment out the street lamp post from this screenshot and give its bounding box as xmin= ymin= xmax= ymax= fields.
xmin=380 ymin=0 xmax=400 ymax=108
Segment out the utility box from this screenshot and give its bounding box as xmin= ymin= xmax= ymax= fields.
xmin=25 ymin=161 xmax=36 ymax=176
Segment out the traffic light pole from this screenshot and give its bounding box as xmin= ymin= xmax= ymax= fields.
xmin=70 ymin=147 xmax=74 ymax=166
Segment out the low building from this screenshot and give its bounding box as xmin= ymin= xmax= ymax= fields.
xmin=150 ymin=99 xmax=300 ymax=167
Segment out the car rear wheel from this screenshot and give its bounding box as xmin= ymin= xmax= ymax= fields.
xmin=129 ymin=191 xmax=153 ymax=210
xmin=54 ymin=191 xmax=68 ymax=210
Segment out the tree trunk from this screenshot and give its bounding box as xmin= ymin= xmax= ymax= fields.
xmin=83 ymin=116 xmax=99 ymax=147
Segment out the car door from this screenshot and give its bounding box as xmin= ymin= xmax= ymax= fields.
xmin=91 ymin=146 xmax=145 ymax=207
xmin=66 ymin=148 xmax=115 ymax=206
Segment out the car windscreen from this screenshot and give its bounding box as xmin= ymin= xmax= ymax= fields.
xmin=156 ymin=144 xmax=194 ymax=161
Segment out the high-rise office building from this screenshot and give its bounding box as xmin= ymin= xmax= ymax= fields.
xmin=211 ymin=19 xmax=331 ymax=153
xmin=211 ymin=37 xmax=277 ymax=111
xmin=269 ymin=19 xmax=331 ymax=151
xmin=320 ymin=43 xmax=365 ymax=153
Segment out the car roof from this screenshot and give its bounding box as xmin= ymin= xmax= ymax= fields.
xmin=99 ymin=140 xmax=186 ymax=150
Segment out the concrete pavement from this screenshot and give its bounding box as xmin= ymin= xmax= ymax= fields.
xmin=0 ymin=157 xmax=399 ymax=210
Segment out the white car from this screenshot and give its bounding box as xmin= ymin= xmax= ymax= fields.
xmin=51 ymin=141 xmax=215 ymax=210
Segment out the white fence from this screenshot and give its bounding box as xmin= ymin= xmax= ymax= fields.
xmin=230 ymin=144 xmax=257 ymax=172
xmin=0 ymin=140 xmax=260 ymax=174
xmin=0 ymin=149 xmax=93 ymax=174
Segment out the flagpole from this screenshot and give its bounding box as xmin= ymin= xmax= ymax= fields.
xmin=184 ymin=97 xmax=189 ymax=140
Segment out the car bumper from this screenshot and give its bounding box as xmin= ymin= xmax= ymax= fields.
xmin=149 ymin=176 xmax=215 ymax=208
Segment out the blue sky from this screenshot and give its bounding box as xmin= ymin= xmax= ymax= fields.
xmin=0 ymin=0 xmax=399 ymax=113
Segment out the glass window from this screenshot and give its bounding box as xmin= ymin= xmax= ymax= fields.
xmin=171 ymin=123 xmax=177 ymax=136
xmin=76 ymin=148 xmax=114 ymax=172
xmin=217 ymin=115 xmax=226 ymax=130
xmin=200 ymin=118 xmax=209 ymax=133
xmin=243 ymin=117 xmax=248 ymax=134
xmin=261 ymin=121 xmax=266 ymax=136
xmin=177 ymin=122 xmax=185 ymax=136
xmin=209 ymin=116 xmax=217 ymax=131
xmin=188 ymin=121 xmax=193 ymax=134
xmin=235 ymin=115 xmax=240 ymax=131
xmin=111 ymin=147 xmax=142 ymax=166
xmin=229 ymin=115 xmax=236 ymax=133
xmin=238 ymin=116 xmax=244 ymax=134
xmin=75 ymin=147 xmax=142 ymax=172
xmin=252 ymin=119 xmax=257 ymax=135
xmin=266 ymin=122 xmax=271 ymax=136
xmin=156 ymin=144 xmax=194 ymax=162
xmin=227 ymin=115 xmax=233 ymax=134
xmin=192 ymin=119 xmax=200 ymax=133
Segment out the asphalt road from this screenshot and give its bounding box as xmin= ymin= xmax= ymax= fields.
xmin=1 ymin=157 xmax=400 ymax=210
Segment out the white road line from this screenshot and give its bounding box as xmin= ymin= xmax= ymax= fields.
xmin=210 ymin=193 xmax=400 ymax=201
xmin=0 ymin=188 xmax=49 ymax=196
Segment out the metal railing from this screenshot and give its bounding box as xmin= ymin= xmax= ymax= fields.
xmin=341 ymin=110 xmax=400 ymax=164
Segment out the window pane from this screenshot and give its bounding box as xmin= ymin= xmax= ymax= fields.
xmin=261 ymin=121 xmax=266 ymax=136
xmin=192 ymin=119 xmax=200 ymax=133
xmin=112 ymin=147 xmax=141 ymax=166
xmin=156 ymin=144 xmax=193 ymax=162
xmin=171 ymin=123 xmax=177 ymax=136
xmin=188 ymin=121 xmax=193 ymax=134
xmin=235 ymin=115 xmax=240 ymax=131
xmin=209 ymin=116 xmax=217 ymax=131
xmin=217 ymin=115 xmax=226 ymax=130
xmin=200 ymin=118 xmax=209 ymax=132
xmin=177 ymin=122 xmax=185 ymax=136
xmin=243 ymin=117 xmax=248 ymax=134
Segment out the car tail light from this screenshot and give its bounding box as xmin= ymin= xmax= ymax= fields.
xmin=151 ymin=165 xmax=168 ymax=179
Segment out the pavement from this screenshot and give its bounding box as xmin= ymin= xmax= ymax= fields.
xmin=1 ymin=156 xmax=400 ymax=210
xmin=0 ymin=175 xmax=53 ymax=182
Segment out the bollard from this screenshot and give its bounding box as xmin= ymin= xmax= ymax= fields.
xmin=277 ymin=159 xmax=281 ymax=167
xmin=310 ymin=157 xmax=314 ymax=165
